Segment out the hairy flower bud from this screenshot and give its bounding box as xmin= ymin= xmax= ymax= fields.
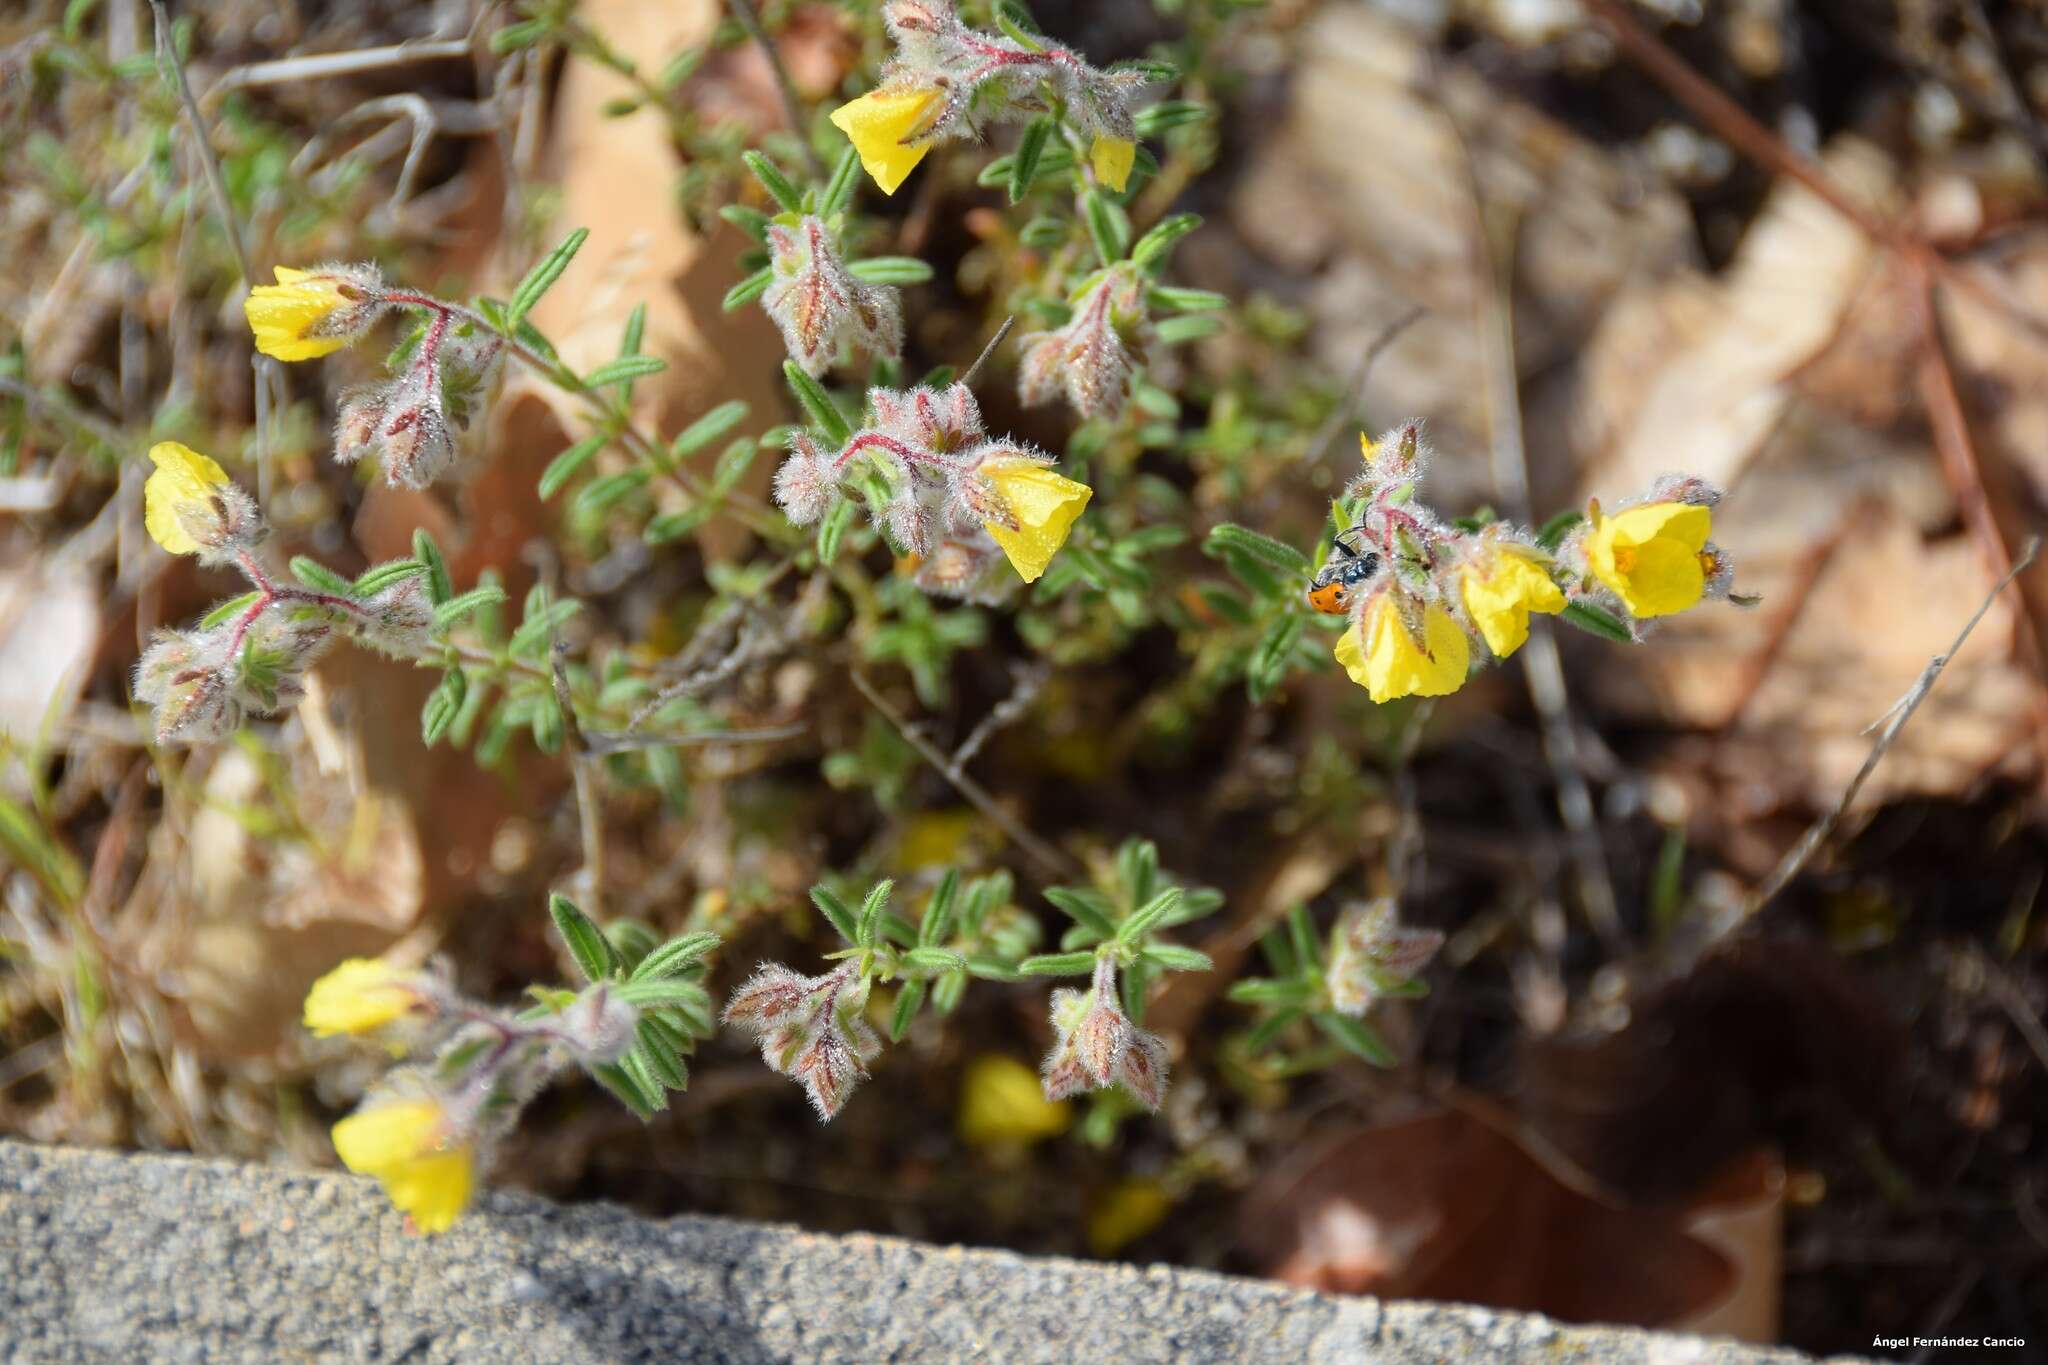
xmin=1040 ymin=958 xmax=1170 ymax=1110
xmin=349 ymin=572 xmax=438 ymax=658
xmin=773 ymin=432 xmax=836 ymax=526
xmin=143 ymin=442 xmax=266 ymax=564
xmin=763 ymin=217 xmax=904 ymax=377
xmin=134 ymin=627 xmax=242 ymax=744
xmin=723 ymin=963 xmax=878 ymax=1121
xmin=1325 ymin=899 xmax=1443 ymax=1017
xmin=1017 ymin=271 xmax=1145 ymax=422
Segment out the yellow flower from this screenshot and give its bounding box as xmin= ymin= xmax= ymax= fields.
xmin=1459 ymin=542 xmax=1564 ymax=659
xmin=143 ymin=441 xmax=232 ymax=556
xmin=1090 ymin=135 xmax=1136 ymax=193
xmin=1335 ymin=595 xmax=1469 ymax=703
xmin=331 ymin=1100 xmax=475 ymax=1234
xmin=303 ymin=958 xmax=423 ymax=1038
xmin=244 ymin=266 xmax=353 ymax=361
xmin=1586 ymin=502 xmax=1712 ymax=618
xmin=958 ymin=1054 xmax=1071 ymax=1148
xmin=829 ymin=88 xmax=943 ymax=195
xmin=978 ymin=459 xmax=1093 ymax=583
xmin=1088 ymin=1177 xmax=1173 ymax=1257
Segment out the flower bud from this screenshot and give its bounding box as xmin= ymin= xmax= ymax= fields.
xmin=134 ymin=627 xmax=242 ymax=744
xmin=763 ymin=217 xmax=904 ymax=377
xmin=1017 ymin=272 xmax=1143 ymax=421
xmin=143 ymin=442 xmax=266 ymax=564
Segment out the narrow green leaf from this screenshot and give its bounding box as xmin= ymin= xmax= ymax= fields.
xmin=719 ymin=203 xmax=772 ymax=241
xmin=1009 ymin=116 xmax=1053 ymax=204
xmin=635 ymin=1021 xmax=691 ymax=1089
xmin=289 ymin=556 xmax=355 ymax=598
xmin=816 ymin=497 xmax=855 ymax=565
xmin=1042 ymin=887 xmax=1117 ymax=940
xmin=811 ymin=884 xmax=860 ymax=944
xmin=918 ymin=869 xmax=959 ymax=946
xmin=1134 ymin=100 xmax=1209 ymax=137
xmin=856 ymin=879 xmax=893 ymax=949
xmin=819 ymin=143 xmax=862 ymax=219
xmin=1117 ymin=888 xmax=1182 ymax=944
xmin=1081 ymin=189 xmax=1129 ymax=266
xmin=582 ymin=355 xmax=668 ymax=389
xmin=671 ymin=400 xmax=750 ymax=458
xmin=412 ymin=529 xmax=452 ymax=605
xmin=888 ymin=978 xmax=925 ymax=1042
xmin=1019 ymin=951 xmax=1099 ymax=977
xmin=1560 ymin=600 xmax=1635 ymax=643
xmin=846 ymin=256 xmax=934 ymax=286
xmin=198 ymin=591 xmax=262 ymax=629
xmin=1154 ymin=315 xmax=1223 ymax=345
xmin=353 ymin=560 xmax=427 ymax=596
xmin=1138 ymin=942 xmax=1213 ymax=973
xmin=782 ymin=361 xmax=851 ymax=446
xmin=588 ymin=1061 xmax=658 ymax=1119
xmin=1204 ymin=523 xmax=1311 ymax=576
xmin=1227 ymin=976 xmax=1315 ymax=1006
xmin=550 ymin=894 xmax=617 ymax=982
xmin=508 ymin=227 xmax=589 ymax=328
xmin=723 ymin=268 xmax=774 ymax=312
xmin=631 ymin=932 xmax=721 ymax=979
xmin=743 ymin=151 xmax=803 ymax=213
xmin=539 ymin=434 xmax=609 ymax=500
xmin=1148 ymin=285 xmax=1227 ymax=312
xmin=1130 ymin=212 xmax=1201 ymax=270
xmin=901 ymin=946 xmax=966 ymax=973
xmin=1535 ymin=509 xmax=1584 ymax=549
xmin=434 ymin=585 xmax=506 ymax=631
xmin=1316 ymin=1011 xmax=1396 ymax=1067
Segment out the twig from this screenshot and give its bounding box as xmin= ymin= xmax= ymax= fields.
xmin=1304 ymin=306 xmax=1426 ymax=466
xmin=148 ymin=0 xmax=278 ymax=484
xmin=582 ymin=722 xmax=807 ymax=756
xmin=1974 ymin=948 xmax=2048 ymax=1082
xmin=207 ymin=37 xmax=474 ymax=97
xmin=850 ymin=669 xmax=1075 ymax=877
xmin=959 ymin=315 xmax=1017 ymax=389
xmin=1741 ymin=538 xmax=2039 ymax=918
xmin=950 ymin=662 xmax=1047 ymax=769
xmin=728 ymin=0 xmax=824 ymax=181
xmin=1443 ymin=71 xmax=1621 ymax=948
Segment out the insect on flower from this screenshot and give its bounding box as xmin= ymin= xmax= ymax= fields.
xmin=1304 ymin=526 xmax=1382 ymax=617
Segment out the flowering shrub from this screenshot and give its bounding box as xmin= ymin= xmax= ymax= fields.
xmin=8 ymin=0 xmax=1754 ymax=1236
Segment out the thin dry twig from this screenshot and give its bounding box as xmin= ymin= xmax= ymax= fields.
xmin=850 ymin=669 xmax=1075 ymax=877
xmin=206 ymin=37 xmax=474 ymax=97
xmin=1304 ymin=305 xmax=1427 ymax=466
xmin=950 ymin=662 xmax=1048 ymax=769
xmin=1741 ymin=538 xmax=2039 ymax=919
xmin=728 ymin=0 xmax=825 ymax=182
xmin=959 ymin=315 xmax=1017 ymax=389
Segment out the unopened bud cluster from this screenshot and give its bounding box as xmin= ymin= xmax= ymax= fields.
xmin=245 ymin=263 xmax=502 ymax=488
xmin=831 ymin=0 xmax=1148 ymax=196
xmin=301 ymin=956 xmax=642 ymax=1234
xmin=1306 ymin=424 xmax=1743 ymax=703
xmin=723 ymin=963 xmax=883 ymax=1121
xmin=1041 ymin=956 xmax=1170 ymax=1110
xmin=134 ymin=442 xmax=439 ymax=744
xmin=774 ymin=381 xmax=1093 ymax=598
xmin=1016 ymin=266 xmax=1152 ymax=423
xmin=763 ymin=216 xmax=904 ymax=377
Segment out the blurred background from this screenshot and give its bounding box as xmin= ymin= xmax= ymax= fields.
xmin=3 ymin=0 xmax=2046 ymax=1357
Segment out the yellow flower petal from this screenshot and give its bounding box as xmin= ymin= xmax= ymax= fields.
xmin=244 ymin=266 xmax=352 ymax=361
xmin=1587 ymin=502 xmax=1711 ymax=618
xmin=1088 ymin=1177 xmax=1173 ymax=1257
xmin=979 ymin=459 xmax=1093 ymax=583
xmin=958 ymin=1053 xmax=1071 ymax=1148
xmin=332 ymin=1100 xmax=475 ymax=1235
xmin=303 ymin=958 xmax=421 ymax=1038
xmin=829 ymin=88 xmax=942 ymax=196
xmin=143 ymin=441 xmax=232 ymax=556
xmin=1090 ymin=135 xmax=1136 ymax=193
xmin=1337 ymin=597 xmax=1469 ymax=703
xmin=1460 ymin=545 xmax=1564 ymax=659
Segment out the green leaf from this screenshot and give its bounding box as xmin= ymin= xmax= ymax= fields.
xmin=719 ymin=203 xmax=772 ymax=241
xmin=901 ymin=946 xmax=965 ymax=973
xmin=507 ymin=227 xmax=589 ymax=329
xmin=589 ymin=1061 xmax=659 ymax=1119
xmin=1204 ymin=523 xmax=1311 ymax=576
xmin=888 ymin=977 xmax=925 ymax=1042
xmin=1227 ymin=976 xmax=1315 ymax=1005
xmin=198 ymin=591 xmax=262 ymax=629
xmin=289 ymin=556 xmax=355 ymax=598
xmin=819 ymin=143 xmax=862 ymax=218
xmin=1154 ymin=315 xmax=1223 ymax=345
xmin=816 ymin=497 xmax=855 ymax=566
xmin=631 ymin=932 xmax=721 ymax=979
xmin=539 ymin=433 xmax=609 ymax=500
xmin=582 ymin=355 xmax=668 ymax=389
xmin=616 ymin=977 xmax=712 ymax=1010
xmin=1560 ymin=600 xmax=1635 ymax=643
xmin=782 ymin=361 xmax=851 ymax=446
xmin=811 ymin=884 xmax=860 ymax=944
xmin=918 ymin=869 xmax=959 ymax=946
xmin=1148 ymin=285 xmax=1227 ymax=312
xmin=1081 ymin=189 xmax=1129 ymax=266
xmin=1134 ymin=100 xmax=1209 ymax=137
xmin=671 ymin=400 xmax=750 ymax=458
xmin=1316 ymin=1011 xmax=1396 ymax=1067
xmin=846 ymin=256 xmax=934 ymax=286
xmin=722 ymin=267 xmax=774 ymax=312
xmin=433 ymin=585 xmax=506 ymax=630
xmin=550 ymin=894 xmax=617 ymax=982
xmin=635 ymin=1021 xmax=691 ymax=1090
xmin=1019 ymin=951 xmax=1099 ymax=977
xmin=1535 ymin=509 xmax=1585 ymax=549
xmin=1130 ymin=212 xmax=1200 ymax=270
xmin=1139 ymin=942 xmax=1213 ymax=974
xmin=963 ymin=953 xmax=1022 ymax=981
xmin=1117 ymin=888 xmax=1181 ymax=944
xmin=353 ymin=560 xmax=427 ymax=596
xmin=1008 ymin=116 xmax=1054 ymax=204
xmin=574 ymin=468 xmax=651 ymax=516
xmin=604 ymin=919 xmax=661 ymax=971
xmin=856 ymin=879 xmax=893 ymax=948
xmin=743 ymin=150 xmax=804 ymax=213
xmin=412 ymin=529 xmax=452 ymax=605
xmin=1042 ymin=887 xmax=1118 ymax=940
xmin=992 ymin=0 xmax=1044 ymax=47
